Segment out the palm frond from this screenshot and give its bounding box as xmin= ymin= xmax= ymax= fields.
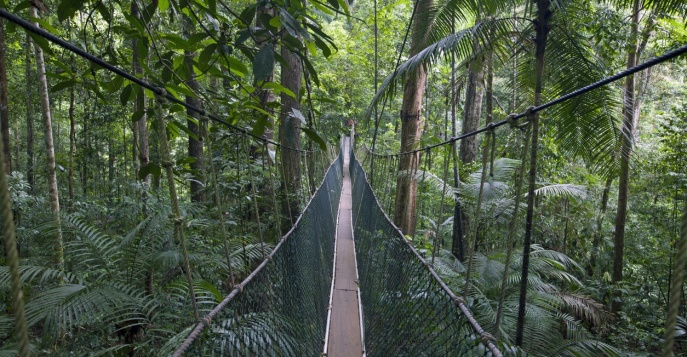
xmin=530 ymin=183 xmax=588 ymax=200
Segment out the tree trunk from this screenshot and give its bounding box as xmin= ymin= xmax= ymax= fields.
xmin=279 ymin=42 xmax=302 ymax=230
xmin=459 ymin=39 xmax=484 ymax=165
xmin=183 ymin=16 xmax=205 ymax=203
xmin=612 ymin=0 xmax=641 ymax=314
xmin=0 ymin=20 xmax=11 ymax=174
xmin=255 ymin=5 xmax=276 ymax=141
xmin=393 ymin=0 xmax=433 ymax=236
xmin=25 ymin=34 xmax=34 ymax=191
xmin=588 ymin=175 xmax=613 ymax=276
xmin=68 ymin=78 xmax=75 ymax=208
xmin=451 ymin=79 xmax=465 ymax=260
xmin=31 ymin=6 xmax=64 ymax=271
xmin=132 ymin=2 xmax=150 ymax=188
xmin=515 ymin=0 xmax=550 ymax=346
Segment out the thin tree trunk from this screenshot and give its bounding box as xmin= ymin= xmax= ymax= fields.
xmin=25 ymin=33 xmax=36 ymax=189
xmin=588 ymin=175 xmax=613 ymax=276
xmin=255 ymin=5 xmax=276 ymax=141
xmin=612 ymin=0 xmax=640 ymax=314
xmin=451 ymin=79 xmax=465 ymax=260
xmin=31 ymin=5 xmax=64 ymax=271
xmin=515 ymin=0 xmax=550 ymax=345
xmin=0 ymin=19 xmax=11 ymax=174
xmin=68 ymin=77 xmax=75 ymax=208
xmin=393 ymin=0 xmax=433 ymax=236
xmin=132 ymin=2 xmax=150 ymax=188
xmin=183 ymin=16 xmax=205 ymax=203
xmin=459 ymin=37 xmax=484 ymax=165
xmin=279 ymin=42 xmax=302 ymax=230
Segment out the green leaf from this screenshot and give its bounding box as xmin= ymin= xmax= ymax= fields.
xmin=50 ymin=80 xmax=76 ymax=93
xmin=336 ymin=0 xmax=350 ymax=16
xmin=169 ymin=120 xmax=199 ymax=141
xmin=138 ymin=163 xmax=161 ymax=180
xmin=239 ymin=5 xmax=256 ymax=26
xmin=95 ymin=2 xmax=111 ymax=22
xmin=301 ymin=127 xmax=327 ymax=150
xmin=120 ymin=84 xmax=133 ymax=106
xmin=28 ymin=32 xmax=53 ymax=56
xmin=261 ymin=82 xmax=295 ymax=99
xmin=314 ymin=36 xmax=332 ymax=58
xmin=176 ymin=156 xmax=197 ymax=166
xmin=13 ymin=1 xmax=31 ymax=12
xmin=158 ymin=0 xmax=169 ymax=12
xmin=131 ymin=109 xmax=145 ymax=122
xmin=253 ymin=45 xmax=275 ymax=82
xmin=199 ymin=43 xmax=217 ymax=67
xmin=57 ymin=0 xmax=88 ymax=21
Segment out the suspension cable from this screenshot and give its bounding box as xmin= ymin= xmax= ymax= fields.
xmin=365 ymin=42 xmax=687 ymax=158
xmin=0 ymin=8 xmax=314 ymax=153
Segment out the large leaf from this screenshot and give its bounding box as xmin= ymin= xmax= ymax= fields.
xmin=253 ymin=45 xmax=275 ymax=82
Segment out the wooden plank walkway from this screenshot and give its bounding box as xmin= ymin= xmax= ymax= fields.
xmin=326 ymin=137 xmax=364 ymax=357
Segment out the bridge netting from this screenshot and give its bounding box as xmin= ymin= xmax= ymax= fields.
xmin=172 ymin=143 xmax=344 ymax=356
xmin=171 ymin=139 xmax=500 ymax=356
xmin=351 ymin=149 xmax=501 ymax=357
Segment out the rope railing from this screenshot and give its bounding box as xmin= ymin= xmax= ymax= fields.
xmin=364 ymin=42 xmax=687 ymax=158
xmin=172 ymin=144 xmax=344 ymax=356
xmin=350 ymin=150 xmax=502 ymax=357
xmin=0 ymin=8 xmax=314 ymax=154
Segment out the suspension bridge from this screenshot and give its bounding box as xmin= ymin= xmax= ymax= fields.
xmin=171 ymin=136 xmax=501 ymax=356
xmin=2 ymin=7 xmax=687 ymax=357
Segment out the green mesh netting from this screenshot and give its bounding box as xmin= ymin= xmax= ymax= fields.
xmin=174 ymin=145 xmax=343 ymax=356
xmin=350 ymin=150 xmax=501 ymax=357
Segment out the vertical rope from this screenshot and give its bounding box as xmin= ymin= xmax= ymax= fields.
xmin=264 ymin=142 xmax=283 ymax=238
xmin=204 ymin=117 xmax=235 ymax=285
xmin=663 ymin=195 xmax=687 ymax=356
xmin=494 ymin=116 xmax=531 ymax=338
xmin=463 ymin=126 xmax=495 ymax=298
xmin=244 ymin=137 xmax=266 ymax=259
xmin=156 ymin=93 xmax=199 ymax=321
xmin=432 ymin=145 xmax=450 ymax=265
xmin=278 ymin=146 xmax=295 ymax=226
xmin=0 ymin=106 xmax=29 ymax=356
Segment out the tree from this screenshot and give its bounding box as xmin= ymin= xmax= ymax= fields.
xmin=30 ymin=4 xmax=64 ymax=271
xmin=0 ymin=19 xmax=10 ymax=174
xmin=393 ymin=0 xmax=434 ymax=236
xmin=183 ymin=14 xmax=205 ymax=203
xmin=279 ymin=37 xmax=303 ymax=228
xmin=131 ymin=1 xmax=150 ymax=188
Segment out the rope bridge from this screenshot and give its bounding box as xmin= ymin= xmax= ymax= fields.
xmin=171 ymin=140 xmax=500 ymax=356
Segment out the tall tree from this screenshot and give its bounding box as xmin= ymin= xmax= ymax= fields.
xmin=611 ymin=0 xmax=640 ymax=313
xmin=31 ymin=4 xmax=64 ymax=271
xmin=459 ymin=36 xmax=484 ymax=165
xmin=0 ymin=19 xmax=11 ymax=174
xmin=183 ymin=15 xmax=205 ymax=203
xmin=516 ymin=0 xmax=551 ymax=345
xmin=25 ymin=34 xmax=34 ymax=191
xmin=131 ymin=2 xmax=150 ymax=188
xmin=393 ymin=0 xmax=434 ymax=236
xmin=278 ymin=38 xmax=302 ymax=228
